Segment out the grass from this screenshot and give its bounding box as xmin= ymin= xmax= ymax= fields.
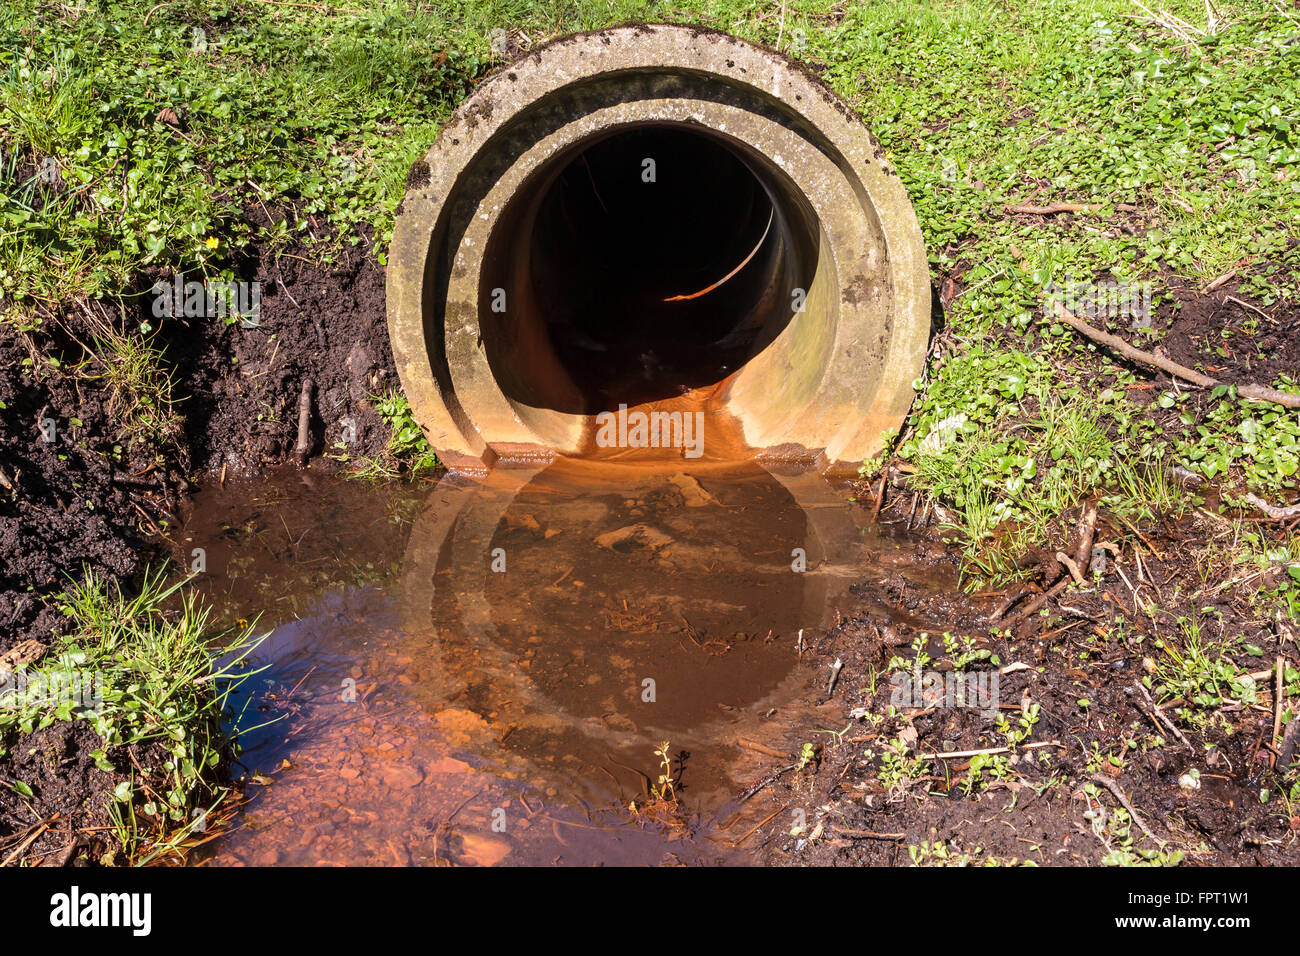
xmin=0 ymin=568 xmax=263 ymax=864
xmin=3 ymin=0 xmax=1296 ymax=536
xmin=908 ymin=837 xmax=1036 ymax=866
xmin=80 ymin=309 xmax=184 ymax=460
xmin=338 ymin=390 xmax=442 ymax=480
xmin=1148 ymin=610 xmax=1298 ymax=729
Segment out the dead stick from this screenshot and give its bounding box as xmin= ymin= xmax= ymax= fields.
xmin=1005 ymin=202 xmax=1099 ymax=215
xmin=1073 ymin=500 xmax=1099 ymax=569
xmin=293 ymin=377 xmax=314 ymax=467
xmin=1055 ymin=309 xmax=1300 ymax=409
xmin=1280 ymin=716 xmax=1300 ymax=771
xmin=833 ymin=827 xmax=905 ymax=840
xmin=1 ymin=821 xmax=50 ymax=867
xmin=1136 ymin=681 xmax=1193 ymax=752
xmin=1057 ymin=551 xmax=1086 ymax=585
xmin=1002 ymin=576 xmax=1070 ymax=628
xmin=736 ymin=738 xmax=785 ymax=759
xmin=1223 ymin=295 xmax=1273 ymax=322
xmin=1245 ymin=494 xmax=1300 ymax=521
xmin=1002 ymin=503 xmax=1097 ymax=627
xmin=919 ymin=741 xmax=1062 ymax=760
xmin=738 ymin=764 xmax=797 ymax=802
xmin=730 ymin=804 xmax=787 ymax=846
xmin=1090 ymin=773 xmax=1164 ymax=847
xmin=826 ymin=657 xmax=844 ymax=697
xmin=1274 ymin=657 xmax=1285 ymax=752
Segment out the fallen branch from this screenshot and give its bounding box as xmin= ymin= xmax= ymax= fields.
xmin=1224 ymin=295 xmax=1274 ymax=323
xmin=1002 ymin=577 xmax=1069 ymax=627
xmin=918 ymin=741 xmax=1062 ymax=760
xmin=729 ymin=804 xmax=787 ymax=846
xmin=0 ymin=640 xmax=45 ymax=686
xmin=1001 ymin=502 xmax=1097 ymax=628
xmin=1201 ymin=269 xmax=1236 ymax=293
xmin=988 ymin=584 xmax=1035 ymax=622
xmin=1244 ymin=494 xmax=1300 ymax=521
xmin=1136 ymin=681 xmax=1194 ymax=752
xmin=1005 ymin=201 xmax=1099 ymax=215
xmin=0 ymin=817 xmax=55 ymax=867
xmin=1089 ymin=773 xmax=1165 ymax=847
xmin=736 ymin=738 xmax=785 ymax=759
xmin=871 ymin=475 xmax=887 ymax=522
xmin=1054 ymin=309 xmax=1300 ymax=409
xmin=826 ymin=657 xmax=844 ymax=697
xmin=1073 ymin=500 xmax=1099 ymax=569
xmin=1274 ymin=657 xmax=1285 ymax=755
xmin=1279 ymin=715 xmax=1300 ymax=772
xmin=293 ymin=377 xmax=314 ymax=467
xmin=738 ymin=764 xmax=797 ymax=802
xmin=833 ymin=827 xmax=905 ymax=841
xmin=1056 ymin=551 xmax=1086 ymax=585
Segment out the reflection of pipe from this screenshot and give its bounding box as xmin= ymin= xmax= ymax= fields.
xmin=386 ymin=24 xmax=930 ymax=476
xmin=395 ymin=461 xmax=882 ymax=776
xmin=397 ymin=463 xmax=865 ymax=635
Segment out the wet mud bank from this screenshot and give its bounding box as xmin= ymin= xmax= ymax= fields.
xmin=0 ymin=229 xmax=398 ymax=864
xmin=0 ymin=228 xmax=393 ymax=645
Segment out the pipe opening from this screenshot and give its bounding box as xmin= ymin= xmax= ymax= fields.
xmin=388 ymin=25 xmax=931 ymax=473
xmin=480 ymin=123 xmax=821 ymax=417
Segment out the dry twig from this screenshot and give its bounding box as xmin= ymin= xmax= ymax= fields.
xmin=1005 ymin=201 xmax=1099 ymax=215
xmin=1244 ymin=494 xmax=1300 ymax=521
xmin=1090 ymin=773 xmax=1165 ymax=847
xmin=293 ymin=378 xmax=314 ymax=467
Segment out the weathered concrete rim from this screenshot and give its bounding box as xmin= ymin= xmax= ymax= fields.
xmin=387 ymin=23 xmax=929 ymax=476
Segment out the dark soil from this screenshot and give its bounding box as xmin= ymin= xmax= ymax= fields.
xmin=1160 ymin=274 xmax=1300 ymax=389
xmin=0 ymin=722 xmax=117 ymax=866
xmin=1 ymin=222 xmax=396 ymax=644
xmin=747 ymin=498 xmax=1300 ymax=866
xmin=0 ymin=316 xmax=153 ymax=651
xmin=744 ymin=262 xmax=1300 ymax=866
xmin=165 ymin=219 xmax=397 ymax=473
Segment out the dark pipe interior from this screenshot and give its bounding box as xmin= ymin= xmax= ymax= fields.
xmin=481 ymin=124 xmax=818 ymax=414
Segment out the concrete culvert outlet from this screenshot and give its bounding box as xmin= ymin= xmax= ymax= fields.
xmin=387 ymin=24 xmax=930 ymax=476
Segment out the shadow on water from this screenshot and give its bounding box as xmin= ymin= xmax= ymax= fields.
xmin=178 ymin=458 xmax=956 ymax=866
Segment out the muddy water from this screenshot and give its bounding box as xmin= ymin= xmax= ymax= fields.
xmin=177 ymin=459 xmax=948 ymax=866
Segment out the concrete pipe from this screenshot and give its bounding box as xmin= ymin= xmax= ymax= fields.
xmin=387 ymin=24 xmax=930 ymax=477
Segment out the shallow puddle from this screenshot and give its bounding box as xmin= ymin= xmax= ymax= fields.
xmin=175 ymin=458 xmax=954 ymax=865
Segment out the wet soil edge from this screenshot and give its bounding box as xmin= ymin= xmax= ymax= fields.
xmin=0 ymin=221 xmax=398 ymax=863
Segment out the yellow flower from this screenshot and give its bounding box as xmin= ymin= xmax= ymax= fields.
xmin=205 ymin=236 xmax=219 ymax=250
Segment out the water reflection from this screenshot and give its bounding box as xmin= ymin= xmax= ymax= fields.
xmin=187 ymin=460 xmax=912 ymax=865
